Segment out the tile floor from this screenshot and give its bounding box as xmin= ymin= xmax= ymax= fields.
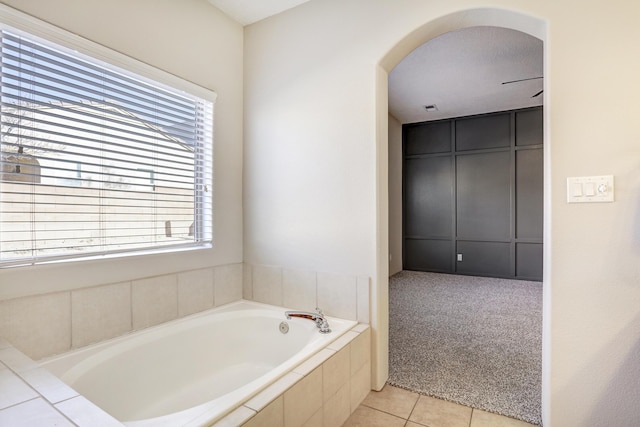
xmin=344 ymin=384 xmax=537 ymax=427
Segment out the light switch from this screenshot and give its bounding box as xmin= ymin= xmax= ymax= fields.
xmin=567 ymin=175 xmax=614 ymax=203
xmin=571 ymin=182 xmax=583 ymax=197
xmin=584 ymin=182 xmax=596 ymax=196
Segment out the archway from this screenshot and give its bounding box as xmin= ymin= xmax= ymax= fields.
xmin=374 ymin=7 xmax=549 ymax=425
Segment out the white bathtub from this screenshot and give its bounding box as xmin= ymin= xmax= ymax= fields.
xmin=40 ymin=300 xmax=357 ymax=426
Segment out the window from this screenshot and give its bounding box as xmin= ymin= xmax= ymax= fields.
xmin=0 ymin=17 xmax=214 ymax=267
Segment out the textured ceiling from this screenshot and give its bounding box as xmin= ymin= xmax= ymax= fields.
xmin=389 ymin=26 xmax=543 ymax=124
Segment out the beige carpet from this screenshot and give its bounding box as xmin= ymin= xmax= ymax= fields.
xmin=388 ymin=271 xmax=542 ymax=425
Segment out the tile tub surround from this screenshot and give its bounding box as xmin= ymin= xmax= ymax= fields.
xmin=0 ymin=324 xmax=371 ymax=427
xmin=243 ymin=264 xmax=371 ymax=324
xmin=0 ymin=263 xmax=243 ymax=361
xmin=0 ymin=338 xmax=121 ymax=426
xmin=212 ymin=324 xmax=372 ymax=427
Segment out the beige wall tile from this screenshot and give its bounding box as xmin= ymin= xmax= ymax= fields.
xmin=131 ymin=275 xmax=177 ymax=330
xmin=252 ymin=265 xmax=283 ymax=306
xmin=302 ymin=408 xmax=322 ymax=427
xmin=243 ymin=263 xmax=253 ymax=300
xmin=322 ymin=346 xmax=350 ymax=402
xmin=317 ymin=272 xmax=357 ymax=320
xmin=0 ymin=292 xmax=71 ymax=360
xmin=282 ymin=269 xmax=316 ymax=310
xmin=284 ymin=366 xmax=322 ymax=427
xmin=243 ymin=396 xmax=284 ymax=427
xmin=323 ymin=382 xmax=350 ymax=427
xmin=356 ymin=276 xmax=370 ymax=323
xmin=71 ymin=282 xmax=131 ymax=348
xmin=214 ymin=263 xmax=243 ymax=307
xmin=350 ymin=327 xmax=370 ymax=376
xmin=350 ymin=360 xmax=371 ymax=411
xmin=178 ymin=268 xmax=214 ymax=316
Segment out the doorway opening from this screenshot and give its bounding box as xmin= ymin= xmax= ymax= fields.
xmin=376 ymin=8 xmax=549 ymax=426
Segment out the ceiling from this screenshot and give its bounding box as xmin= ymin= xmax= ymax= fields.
xmin=206 ymin=2 xmax=543 ymax=125
xmin=388 ymin=26 xmax=543 ymax=124
xmin=207 ymin=0 xmax=311 ymax=26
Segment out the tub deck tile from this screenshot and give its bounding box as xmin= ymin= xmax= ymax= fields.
xmin=0 ymin=398 xmax=76 ymax=427
xmin=205 ymin=405 xmax=256 ymax=427
xmin=351 ymin=323 xmax=370 ymax=334
xmin=245 ymin=371 xmax=304 ymax=412
xmin=0 ymin=346 xmax=40 ymax=373
xmin=55 ymin=395 xmax=123 ymax=427
xmin=293 ymin=348 xmax=335 ymax=377
xmin=327 ymin=331 xmax=359 ymax=352
xmin=18 ymin=366 xmax=79 ymax=404
xmin=0 ymin=367 xmax=39 ymax=410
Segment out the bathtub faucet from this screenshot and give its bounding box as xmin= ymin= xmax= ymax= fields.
xmin=285 ymin=308 xmax=331 ymax=334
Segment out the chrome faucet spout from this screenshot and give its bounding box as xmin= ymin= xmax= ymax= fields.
xmin=285 ymin=308 xmax=331 ymax=333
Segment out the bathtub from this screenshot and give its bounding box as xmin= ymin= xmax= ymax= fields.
xmin=40 ymin=300 xmax=357 ymax=426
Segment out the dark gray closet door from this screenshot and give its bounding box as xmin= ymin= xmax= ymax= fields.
xmin=456 ymin=151 xmax=511 ymax=241
xmin=404 ymin=156 xmax=453 ymax=272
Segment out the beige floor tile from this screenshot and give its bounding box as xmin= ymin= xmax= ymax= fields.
xmin=470 ymin=409 xmax=537 ymax=427
xmin=343 ymin=405 xmax=406 ymax=427
xmin=409 ymin=395 xmax=472 ymax=427
xmin=361 ymin=384 xmax=419 ymax=419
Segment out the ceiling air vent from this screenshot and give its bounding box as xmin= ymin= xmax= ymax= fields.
xmin=424 ymin=104 xmax=438 ymax=112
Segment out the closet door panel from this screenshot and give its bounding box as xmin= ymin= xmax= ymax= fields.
xmin=404 ymin=239 xmax=452 ymax=272
xmin=455 ymin=113 xmax=510 ymax=151
xmin=516 ymin=242 xmax=543 ymax=280
xmin=516 ymin=148 xmax=544 ymax=239
xmin=456 ymin=241 xmax=511 ymax=277
xmin=456 ymin=151 xmax=511 ymax=241
xmin=405 ymin=121 xmax=451 ymax=155
xmin=404 ymin=157 xmax=453 ymax=238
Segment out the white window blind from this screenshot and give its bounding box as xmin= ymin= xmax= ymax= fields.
xmin=0 ymin=26 xmax=214 ymax=266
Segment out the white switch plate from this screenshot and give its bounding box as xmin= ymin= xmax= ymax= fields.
xmin=567 ymin=175 xmax=614 ymax=203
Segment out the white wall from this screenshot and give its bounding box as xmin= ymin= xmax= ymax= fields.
xmin=244 ymin=1 xmax=640 ymax=426
xmin=388 ymin=114 xmax=403 ymax=276
xmin=0 ymin=0 xmax=244 ymax=300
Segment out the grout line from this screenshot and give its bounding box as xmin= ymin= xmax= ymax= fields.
xmin=407 ymin=391 xmax=420 ymax=423
xmin=358 ymin=404 xmax=407 ymax=422
xmin=358 ymin=401 xmax=410 ymax=422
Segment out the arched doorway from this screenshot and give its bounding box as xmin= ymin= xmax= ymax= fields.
xmin=374 ymin=7 xmax=549 ymax=425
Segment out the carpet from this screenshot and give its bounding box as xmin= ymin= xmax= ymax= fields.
xmin=388 ymin=271 xmax=543 ymax=425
